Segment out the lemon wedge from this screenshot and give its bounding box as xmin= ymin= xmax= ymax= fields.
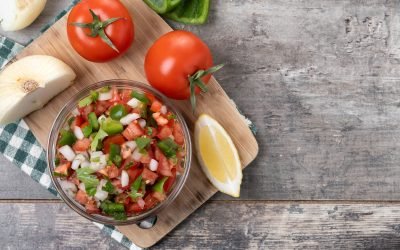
xmin=195 ymin=114 xmax=242 ymax=197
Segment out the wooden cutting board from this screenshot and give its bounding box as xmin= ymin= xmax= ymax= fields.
xmin=16 ymin=0 xmax=258 ymax=248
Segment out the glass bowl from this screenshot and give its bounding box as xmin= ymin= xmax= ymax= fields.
xmin=47 ymin=79 xmax=192 ymax=226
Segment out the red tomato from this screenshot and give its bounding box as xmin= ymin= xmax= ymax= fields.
xmin=71 ymin=115 xmax=83 ymax=128
xmin=163 ymin=168 xmax=176 ymax=192
xmin=126 ymin=167 xmax=143 ymax=184
xmin=73 ymin=138 xmax=91 ymax=152
xmin=94 ymin=101 xmax=112 ymax=116
xmin=103 ymin=134 xmax=126 ymax=153
xmin=144 ymin=192 xmax=159 ymax=210
xmin=142 ymin=168 xmax=158 ymax=184
xmin=75 ymin=190 xmax=89 ymax=205
xmin=157 ymin=126 xmax=172 ymax=139
xmin=67 ymin=0 xmax=134 ymax=62
xmin=85 ymin=200 xmax=100 ymax=214
xmin=154 ymin=146 xmax=172 ymax=177
xmin=122 ymin=122 xmax=144 ymax=140
xmin=121 ymin=89 xmax=133 ymax=103
xmin=145 ymin=30 xmax=219 ymax=100
xmin=80 ymin=104 xmax=94 ymax=120
xmin=150 ymin=100 xmax=162 ymax=112
xmin=126 ymin=203 xmax=144 ymax=214
xmin=173 ymin=122 xmax=185 ymax=145
xmin=109 ymin=87 xmax=121 ymax=103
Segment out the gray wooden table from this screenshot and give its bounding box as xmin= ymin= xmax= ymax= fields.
xmin=2 ymin=0 xmax=400 ymax=249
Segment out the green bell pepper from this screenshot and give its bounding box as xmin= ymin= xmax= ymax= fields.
xmin=157 ymin=138 xmax=179 ymax=158
xmin=102 ymin=118 xmax=123 ymax=135
xmin=88 ymin=112 xmax=99 ymax=131
xmin=109 ymin=143 xmax=122 ymax=167
xmin=131 ymin=91 xmax=149 ymax=105
xmin=110 ymin=104 xmax=128 ymax=120
xmin=153 ymin=176 xmax=169 ymax=193
xmin=58 ymin=130 xmax=76 ymax=146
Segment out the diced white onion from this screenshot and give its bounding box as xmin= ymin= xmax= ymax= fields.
xmin=138 ymin=119 xmax=146 ymax=128
xmin=98 ymin=90 xmax=112 ymax=101
xmin=149 ymin=159 xmax=159 ymax=171
xmin=127 ymin=98 xmax=140 ymax=108
xmin=60 ymin=180 xmax=77 ymax=193
xmin=125 ymin=141 xmax=137 ymax=151
xmin=98 ymin=115 xmax=107 ymax=124
xmin=59 ymin=145 xmax=76 ymax=161
xmin=71 ymin=108 xmax=80 ymax=116
xmin=137 ymin=198 xmax=145 ymax=209
xmin=95 ymin=189 xmax=108 ymax=201
xmin=90 ymin=151 xmax=103 ymax=159
xmin=71 ymin=159 xmax=81 ymax=170
xmin=132 ymin=148 xmax=142 ymax=161
xmin=73 ymin=126 xmax=84 ymax=140
xmin=80 ymin=160 xmax=90 ymax=168
xmin=160 ymin=105 xmax=167 ymax=115
xmin=121 ymin=170 xmax=129 ymax=187
xmin=78 ymin=182 xmax=86 ymax=191
xmin=120 ymin=113 xmax=140 ymax=125
xmin=90 ymin=155 xmax=107 ymax=171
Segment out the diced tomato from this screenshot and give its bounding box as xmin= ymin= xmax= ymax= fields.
xmin=173 ymin=122 xmax=185 ymax=145
xmin=94 ymin=101 xmax=112 ymax=116
xmin=163 ymin=168 xmax=176 ymax=192
xmin=80 ymin=104 xmax=94 ymax=120
xmin=54 ymin=162 xmax=71 ymax=176
xmin=150 ymin=100 xmax=162 ymax=112
xmin=75 ymin=190 xmax=89 ymax=205
xmin=108 ymin=165 xmax=121 ymax=179
xmin=85 ymin=200 xmax=100 ymax=214
xmin=122 ymin=122 xmax=144 ymax=140
xmin=70 ymin=115 xmax=83 ymax=128
xmin=121 ymin=89 xmax=133 ymax=103
xmin=80 ymin=121 xmax=90 ymax=129
xmin=109 ymin=87 xmax=121 ymax=103
xmin=121 ymin=159 xmax=139 ymax=170
xmin=126 ymin=202 xmax=144 ymax=214
xmin=72 ymin=138 xmax=91 ymax=152
xmin=126 ymin=167 xmax=143 ymax=183
xmin=103 ymin=134 xmax=126 ymax=153
xmin=157 ymin=126 xmax=172 ymax=139
xmin=152 ymin=112 xmax=168 ymax=126
xmin=147 ymin=127 xmax=158 ymax=138
xmin=145 ymin=92 xmax=156 ymax=103
xmin=155 ymin=147 xmax=172 ymax=177
xmin=142 ymin=168 xmax=158 ymax=185
xmin=144 ymin=192 xmax=159 ymax=210
xmin=140 ymin=153 xmax=151 ymax=164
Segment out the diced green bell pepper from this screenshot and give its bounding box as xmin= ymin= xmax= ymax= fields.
xmin=110 ymin=104 xmax=128 ymax=120
xmin=102 ymin=118 xmax=123 ymax=135
xmin=88 ymin=112 xmax=99 ymax=131
xmin=157 ymin=138 xmax=179 ymax=158
xmin=153 ymin=176 xmax=169 ymax=193
xmin=58 ymin=130 xmax=76 ymax=146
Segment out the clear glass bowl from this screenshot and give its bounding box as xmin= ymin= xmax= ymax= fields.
xmin=47 ymin=79 xmax=192 ymax=226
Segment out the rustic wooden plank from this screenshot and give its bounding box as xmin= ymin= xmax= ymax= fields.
xmin=0 ymin=201 xmax=126 ymax=250
xmin=2 ymin=201 xmax=400 ymax=249
xmin=0 ymin=155 xmax=54 ymax=199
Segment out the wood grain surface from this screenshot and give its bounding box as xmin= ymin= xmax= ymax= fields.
xmin=13 ymin=0 xmax=257 ymax=248
xmin=2 ymin=0 xmax=400 ymax=249
xmin=3 ymin=201 xmax=400 ymax=250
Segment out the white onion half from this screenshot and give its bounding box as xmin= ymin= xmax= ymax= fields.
xmin=0 ymin=0 xmax=47 ymax=31
xmin=0 ymin=55 xmax=76 ymax=124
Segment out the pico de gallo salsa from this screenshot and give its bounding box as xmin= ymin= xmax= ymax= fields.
xmin=54 ymin=86 xmax=186 ymax=220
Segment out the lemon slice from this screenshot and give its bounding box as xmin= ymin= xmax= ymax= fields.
xmin=195 ymin=114 xmax=242 ymax=197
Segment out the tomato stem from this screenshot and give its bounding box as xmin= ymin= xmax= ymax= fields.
xmin=69 ymin=9 xmax=123 ymax=53
xmin=188 ymin=64 xmax=224 ymax=112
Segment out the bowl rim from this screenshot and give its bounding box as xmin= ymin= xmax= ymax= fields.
xmin=47 ymin=79 xmax=192 ymax=225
